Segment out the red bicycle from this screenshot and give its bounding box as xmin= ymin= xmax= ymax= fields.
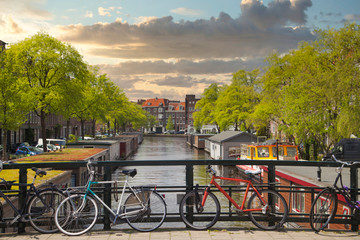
xmin=179 ymin=165 xmax=288 ymax=230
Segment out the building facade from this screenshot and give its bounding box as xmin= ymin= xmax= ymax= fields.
xmin=141 ymin=95 xmax=199 ymax=133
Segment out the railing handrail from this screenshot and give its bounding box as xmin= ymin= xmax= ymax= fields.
xmin=2 ymin=159 xmax=354 ymax=169
xmin=1 ymin=159 xmax=359 ymax=233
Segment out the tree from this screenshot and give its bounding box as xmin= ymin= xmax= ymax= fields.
xmin=256 ymin=23 xmax=360 ymax=158
xmin=193 ymin=83 xmax=221 ymax=132
xmin=166 ymin=116 xmax=175 ymax=131
xmin=9 ymin=32 xmax=87 ymax=152
xmin=215 ymin=69 xmax=260 ymax=132
xmin=0 ymin=49 xmax=34 ymax=160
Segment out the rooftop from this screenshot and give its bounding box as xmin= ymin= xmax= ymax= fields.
xmin=17 ymin=148 xmax=107 ymax=162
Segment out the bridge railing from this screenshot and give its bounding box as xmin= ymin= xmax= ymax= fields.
xmin=1 ymin=159 xmax=359 ymax=233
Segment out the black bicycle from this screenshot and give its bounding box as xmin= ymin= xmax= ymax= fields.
xmin=0 ymin=162 xmax=66 ymax=233
xmin=309 ymin=155 xmax=360 ymax=232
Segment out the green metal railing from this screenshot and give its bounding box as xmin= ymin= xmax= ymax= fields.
xmin=1 ymin=159 xmax=359 ymax=233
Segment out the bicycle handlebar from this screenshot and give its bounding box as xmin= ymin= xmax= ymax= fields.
xmin=331 ymin=155 xmax=360 ymax=166
xmin=206 ymin=165 xmax=217 ymax=176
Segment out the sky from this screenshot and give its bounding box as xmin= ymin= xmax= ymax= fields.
xmin=1 ymin=0 xmax=360 ymax=101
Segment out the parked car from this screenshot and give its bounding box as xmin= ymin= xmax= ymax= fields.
xmin=322 ymin=138 xmax=360 ymax=162
xmin=38 ymin=139 xmax=66 ymax=150
xmin=164 ymin=130 xmax=175 ymax=134
xmin=36 ymin=144 xmax=56 ymax=152
xmin=15 ymin=146 xmax=43 ymax=156
xmin=175 ymin=130 xmax=185 ymax=134
xmin=10 ymin=142 xmax=30 ymax=153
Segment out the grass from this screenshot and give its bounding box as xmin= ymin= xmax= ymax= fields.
xmin=18 ymin=148 xmax=106 ymax=161
xmin=1 ymin=148 xmax=106 ymax=187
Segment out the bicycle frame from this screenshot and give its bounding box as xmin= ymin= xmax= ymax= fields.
xmin=329 ymin=164 xmax=360 ymax=210
xmin=75 ymin=174 xmax=146 ymax=223
xmin=204 ymin=174 xmax=267 ymax=213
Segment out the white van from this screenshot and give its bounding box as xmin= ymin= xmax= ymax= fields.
xmin=37 ymin=139 xmax=66 ymax=150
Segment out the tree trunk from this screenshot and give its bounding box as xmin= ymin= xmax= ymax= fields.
xmin=81 ymin=119 xmax=85 ymax=140
xmin=1 ymin=130 xmax=8 ymax=161
xmin=92 ymin=119 xmax=96 ymax=138
xmin=40 ymin=110 xmax=47 ymax=152
xmin=66 ymin=118 xmax=70 ymax=141
xmin=107 ymin=121 xmax=110 ymax=137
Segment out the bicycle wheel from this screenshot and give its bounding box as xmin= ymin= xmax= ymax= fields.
xmin=28 ymin=188 xmax=67 ymax=233
xmin=55 ymin=194 xmax=98 ymax=236
xmin=309 ymin=187 xmax=338 ymax=232
xmin=124 ymin=190 xmax=166 ymax=232
xmin=247 ymin=189 xmax=288 ymax=230
xmin=179 ymin=189 xmax=220 ymax=230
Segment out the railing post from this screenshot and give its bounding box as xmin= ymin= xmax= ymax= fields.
xmin=268 ymin=163 xmax=276 ymax=191
xmin=185 ymin=163 xmax=194 ymax=226
xmin=18 ymin=167 xmax=27 ymax=233
xmin=103 ymin=166 xmax=112 ymax=230
xmin=185 ymin=163 xmax=194 ymax=192
xmin=350 ymin=165 xmax=358 ymax=231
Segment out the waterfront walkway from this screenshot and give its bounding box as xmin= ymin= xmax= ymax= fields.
xmin=0 ymin=228 xmax=359 ymax=240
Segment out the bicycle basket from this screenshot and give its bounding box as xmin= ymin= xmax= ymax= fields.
xmin=0 ymin=178 xmax=14 ymax=191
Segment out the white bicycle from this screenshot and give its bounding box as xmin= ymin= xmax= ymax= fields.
xmin=55 ymin=160 xmax=167 ymax=236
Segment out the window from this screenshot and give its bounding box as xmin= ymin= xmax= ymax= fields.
xmin=292 ymin=186 xmax=305 ymax=213
xmin=257 ymin=147 xmax=269 ymax=158
xmin=343 ymin=207 xmax=350 ymax=229
xmin=286 ymin=147 xmax=297 ymax=157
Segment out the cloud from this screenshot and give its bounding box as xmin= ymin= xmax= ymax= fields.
xmin=98 ymin=7 xmax=111 ymax=17
xmin=1 ymin=15 xmax=24 ymax=34
xmin=98 ymin=6 xmax=122 ymax=17
xmin=55 ymin=0 xmax=315 ymax=101
xmin=98 ymin=58 xmax=264 ymax=75
xmin=0 ymin=0 xmax=52 ymax=20
xmin=85 ymin=11 xmax=94 ymax=18
xmin=170 ymin=8 xmax=202 ymax=16
xmin=240 ymin=0 xmax=312 ymax=29
xmin=58 ymin=11 xmax=315 ymax=60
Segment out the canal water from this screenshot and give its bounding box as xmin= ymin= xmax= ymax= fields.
xmin=111 ymin=136 xmax=252 ymax=229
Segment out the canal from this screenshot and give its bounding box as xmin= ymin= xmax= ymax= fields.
xmin=112 ymin=136 xmax=252 ymax=229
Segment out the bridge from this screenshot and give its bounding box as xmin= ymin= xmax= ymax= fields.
xmin=1 ymin=159 xmax=359 ymax=234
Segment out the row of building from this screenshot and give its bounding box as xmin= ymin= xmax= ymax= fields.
xmin=138 ymin=95 xmax=200 ymax=134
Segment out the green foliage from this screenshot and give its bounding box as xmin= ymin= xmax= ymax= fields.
xmin=193 ymin=83 xmax=221 ymax=132
xmin=166 ymin=116 xmax=175 ymax=131
xmin=195 ymin=23 xmax=360 ymax=159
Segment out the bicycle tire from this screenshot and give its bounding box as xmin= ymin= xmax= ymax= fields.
xmin=55 ymin=194 xmax=98 ymax=236
xmin=27 ymin=188 xmax=67 ymax=233
xmin=309 ymin=187 xmax=338 ymax=232
xmin=179 ymin=189 xmax=220 ymax=230
xmin=124 ymin=190 xmax=167 ymax=232
xmin=247 ymin=189 xmax=288 ymax=230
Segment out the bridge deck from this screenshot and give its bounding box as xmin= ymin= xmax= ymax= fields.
xmin=0 ymin=228 xmax=359 ymax=240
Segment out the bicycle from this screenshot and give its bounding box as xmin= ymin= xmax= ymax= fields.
xmin=0 ymin=162 xmax=66 ymax=233
xmin=309 ymin=155 xmax=360 ymax=232
xmin=179 ymin=165 xmax=288 ymax=230
xmin=55 ymin=160 xmax=167 ymax=236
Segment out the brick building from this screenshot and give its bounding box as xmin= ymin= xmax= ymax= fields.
xmin=260 ymin=165 xmax=357 ymax=230
xmin=141 ymin=95 xmax=199 ymax=133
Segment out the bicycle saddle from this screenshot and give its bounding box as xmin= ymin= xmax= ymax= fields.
xmin=31 ymin=167 xmax=47 ymax=177
xmin=121 ymin=169 xmax=137 ymax=177
xmin=0 ymin=178 xmax=15 ymax=190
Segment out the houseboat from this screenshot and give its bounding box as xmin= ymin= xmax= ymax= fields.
xmin=240 ymin=139 xmax=299 ymax=161
xmin=236 ymin=139 xmax=299 ymax=177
